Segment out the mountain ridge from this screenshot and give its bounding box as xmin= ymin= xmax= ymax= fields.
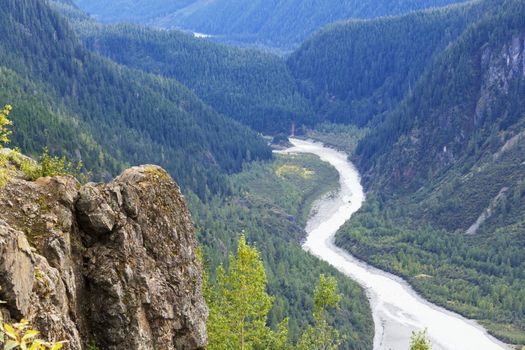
xmin=0 ymin=0 xmax=271 ymax=199
xmin=72 ymin=0 xmax=467 ymax=49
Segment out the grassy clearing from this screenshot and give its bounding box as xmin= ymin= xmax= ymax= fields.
xmin=235 ymin=153 xmax=339 ymax=227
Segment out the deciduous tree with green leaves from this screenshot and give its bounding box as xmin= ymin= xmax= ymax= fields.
xmin=297 ymin=274 xmax=346 ymax=350
xmin=409 ymin=329 xmax=432 ymax=350
xmin=0 ymin=104 xmax=13 ymax=186
xmin=0 ymin=105 xmax=12 ymax=145
xmin=205 ymin=234 xmax=289 ymax=350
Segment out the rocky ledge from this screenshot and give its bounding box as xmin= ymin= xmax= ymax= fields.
xmin=0 ymin=165 xmax=207 ymax=349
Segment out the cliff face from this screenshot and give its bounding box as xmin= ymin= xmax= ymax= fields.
xmin=359 ymin=27 xmax=525 ymax=192
xmin=0 ymin=165 xmax=207 ymax=349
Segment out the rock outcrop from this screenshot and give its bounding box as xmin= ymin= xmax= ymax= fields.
xmin=0 ymin=165 xmax=207 ymax=349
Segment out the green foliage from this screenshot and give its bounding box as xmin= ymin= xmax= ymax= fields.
xmin=193 ymin=153 xmax=373 ymax=349
xmin=17 ymin=147 xmax=82 ymax=180
xmin=0 ymin=104 xmax=12 ymax=145
xmin=0 ymin=104 xmax=13 ymax=187
xmin=0 ymin=103 xmax=83 ymax=182
xmin=306 ymin=123 xmax=368 ymax=155
xmin=271 ymin=134 xmax=290 ymax=146
xmin=356 ymin=0 xmax=525 ymax=187
xmin=0 ymin=0 xmax=271 ymax=199
xmin=75 ymin=22 xmax=312 ymax=133
xmin=205 ymin=236 xmax=357 ymax=350
xmin=336 ymin=190 xmax=525 ymax=344
xmin=73 ymin=0 xmax=466 ymax=49
xmin=206 ymin=235 xmax=288 ymax=350
xmin=296 ymin=275 xmax=345 ymax=350
xmin=235 ymin=154 xmax=338 ymax=227
xmin=86 ymin=340 xmax=99 ymax=350
xmin=409 ymin=329 xmax=432 ymax=350
xmin=288 ymin=1 xmax=484 ymax=126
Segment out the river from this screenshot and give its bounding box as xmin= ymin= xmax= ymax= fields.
xmin=279 ymin=138 xmax=509 ymax=350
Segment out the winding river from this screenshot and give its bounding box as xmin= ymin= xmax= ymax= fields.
xmin=280 ymin=138 xmax=509 ymax=350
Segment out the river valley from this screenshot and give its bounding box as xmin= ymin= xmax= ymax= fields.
xmin=280 ymin=138 xmax=509 ymax=350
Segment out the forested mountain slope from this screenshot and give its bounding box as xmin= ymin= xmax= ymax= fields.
xmin=335 ymin=0 xmax=525 ymax=343
xmin=1 ymin=2 xmax=376 ymax=347
xmin=72 ymin=0 xmax=466 ymax=49
xmin=287 ymin=1 xmax=485 ymax=126
xmin=76 ymin=22 xmax=312 ymax=133
xmin=0 ymin=0 xmax=271 ymax=198
xmin=356 ymin=0 xmax=525 ymax=194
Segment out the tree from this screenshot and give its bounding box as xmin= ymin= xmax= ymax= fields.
xmin=409 ymin=329 xmax=432 ymax=350
xmin=0 ymin=104 xmax=13 ymax=186
xmin=0 ymin=104 xmax=12 ymax=145
xmin=206 ymin=235 xmax=288 ymax=350
xmin=297 ymin=274 xmax=346 ymax=350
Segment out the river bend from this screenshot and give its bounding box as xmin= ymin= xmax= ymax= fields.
xmin=279 ymin=138 xmax=508 ymax=350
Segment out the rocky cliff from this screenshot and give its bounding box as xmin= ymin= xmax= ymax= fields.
xmin=0 ymin=164 xmax=207 ymax=349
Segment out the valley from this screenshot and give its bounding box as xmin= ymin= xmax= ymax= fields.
xmin=281 ymin=139 xmax=509 ymax=350
xmin=0 ymin=0 xmax=523 ymax=348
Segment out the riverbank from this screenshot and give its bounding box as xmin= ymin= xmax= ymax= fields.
xmin=283 ymin=138 xmax=509 ymax=350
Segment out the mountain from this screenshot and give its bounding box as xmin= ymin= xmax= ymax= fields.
xmin=333 ymin=0 xmax=525 ymax=343
xmin=287 ymin=1 xmax=486 ymax=127
xmin=0 ymin=0 xmax=271 ymax=199
xmin=3 ymin=0 xmax=524 ymax=346
xmin=356 ymin=0 xmax=525 ymax=193
xmin=1 ymin=2 xmax=375 ymax=348
xmin=72 ymin=0 xmax=466 ymax=49
xmin=75 ymin=22 xmax=312 ymax=133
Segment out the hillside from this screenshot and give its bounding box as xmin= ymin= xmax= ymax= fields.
xmin=72 ymin=0 xmax=466 ymax=49
xmin=356 ymin=0 xmax=525 ymax=193
xmin=0 ymin=2 xmax=376 ymax=348
xmin=76 ymin=22 xmax=312 ymax=133
xmin=334 ymin=0 xmax=525 ymax=343
xmin=0 ymin=0 xmax=271 ymax=199
xmin=287 ymin=1 xmax=485 ymax=126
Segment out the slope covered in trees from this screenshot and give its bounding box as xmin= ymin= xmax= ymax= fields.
xmin=356 ymin=0 xmax=525 ymax=193
xmin=0 ymin=0 xmax=271 ymax=199
xmin=72 ymin=0 xmax=466 ymax=49
xmin=76 ymin=22 xmax=312 ymax=133
xmin=287 ymin=1 xmax=486 ymax=126
xmin=334 ymin=0 xmax=525 ymax=343
xmin=190 ymin=153 xmax=374 ymax=349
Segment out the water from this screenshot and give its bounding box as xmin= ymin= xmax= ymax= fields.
xmin=279 ymin=138 xmax=509 ymax=350
xmin=193 ymin=32 xmax=211 ymax=38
